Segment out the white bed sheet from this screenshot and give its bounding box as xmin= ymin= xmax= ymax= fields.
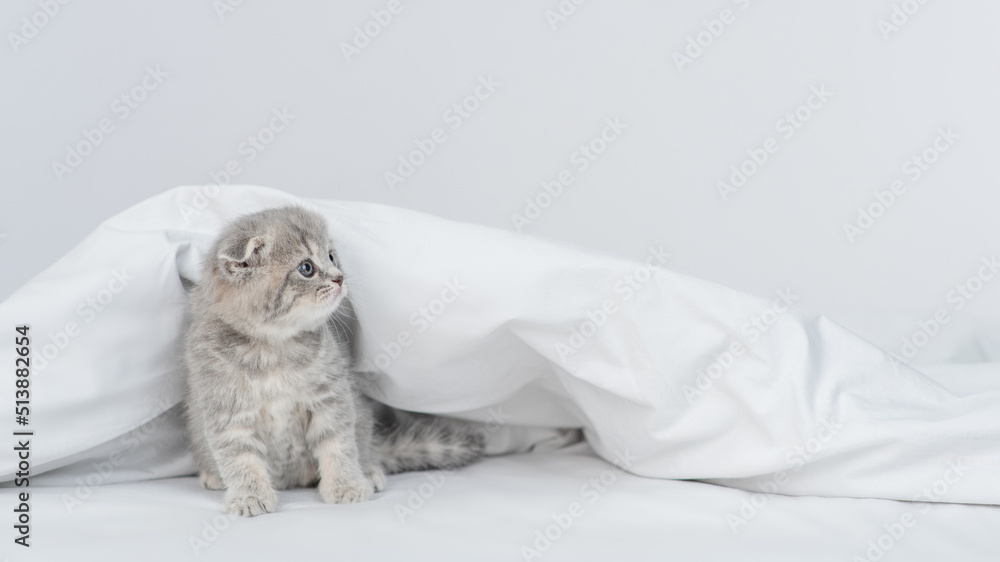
xmin=13 ymin=444 xmax=1000 ymax=562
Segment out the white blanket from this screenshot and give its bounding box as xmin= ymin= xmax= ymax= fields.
xmin=2 ymin=185 xmax=998 ymax=506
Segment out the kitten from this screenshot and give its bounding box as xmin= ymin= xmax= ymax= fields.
xmin=183 ymin=206 xmax=483 ymax=516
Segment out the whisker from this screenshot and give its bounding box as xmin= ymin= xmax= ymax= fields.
xmin=335 ymin=308 xmax=358 ymax=320
xmin=328 ymin=315 xmax=347 ymax=341
xmin=331 ymin=313 xmax=354 ymax=336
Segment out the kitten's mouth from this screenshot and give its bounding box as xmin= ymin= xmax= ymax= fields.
xmin=317 ymin=284 xmax=346 ymax=305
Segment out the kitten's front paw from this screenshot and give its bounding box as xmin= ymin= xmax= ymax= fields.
xmin=200 ymin=471 xmax=225 ymax=491
xmin=367 ymin=466 xmax=387 ymax=492
xmin=319 ymin=474 xmax=375 ymax=504
xmin=223 ymin=488 xmax=278 ymax=517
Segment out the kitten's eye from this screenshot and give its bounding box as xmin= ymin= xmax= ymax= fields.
xmin=328 ymin=253 xmax=335 ymax=263
xmin=297 ymin=260 xmax=315 ymax=278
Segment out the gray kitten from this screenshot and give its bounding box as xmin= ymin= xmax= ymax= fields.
xmin=183 ymin=206 xmax=483 ymax=517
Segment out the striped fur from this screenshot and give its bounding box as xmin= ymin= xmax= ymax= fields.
xmin=182 ymin=207 xmax=482 ymax=517
xmin=375 ymin=409 xmax=486 ymax=474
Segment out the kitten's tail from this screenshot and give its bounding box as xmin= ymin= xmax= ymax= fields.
xmin=375 ymin=409 xmax=485 ymax=474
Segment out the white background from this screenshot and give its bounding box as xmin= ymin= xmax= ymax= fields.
xmin=2 ymin=0 xmax=998 ymax=362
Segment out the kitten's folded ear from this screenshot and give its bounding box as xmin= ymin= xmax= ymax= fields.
xmin=217 ymin=235 xmax=269 ymax=281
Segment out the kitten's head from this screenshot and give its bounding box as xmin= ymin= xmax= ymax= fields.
xmin=200 ymin=206 xmax=347 ymax=339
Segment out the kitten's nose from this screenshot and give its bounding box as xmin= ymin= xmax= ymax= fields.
xmin=331 ymin=274 xmax=344 ymax=286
